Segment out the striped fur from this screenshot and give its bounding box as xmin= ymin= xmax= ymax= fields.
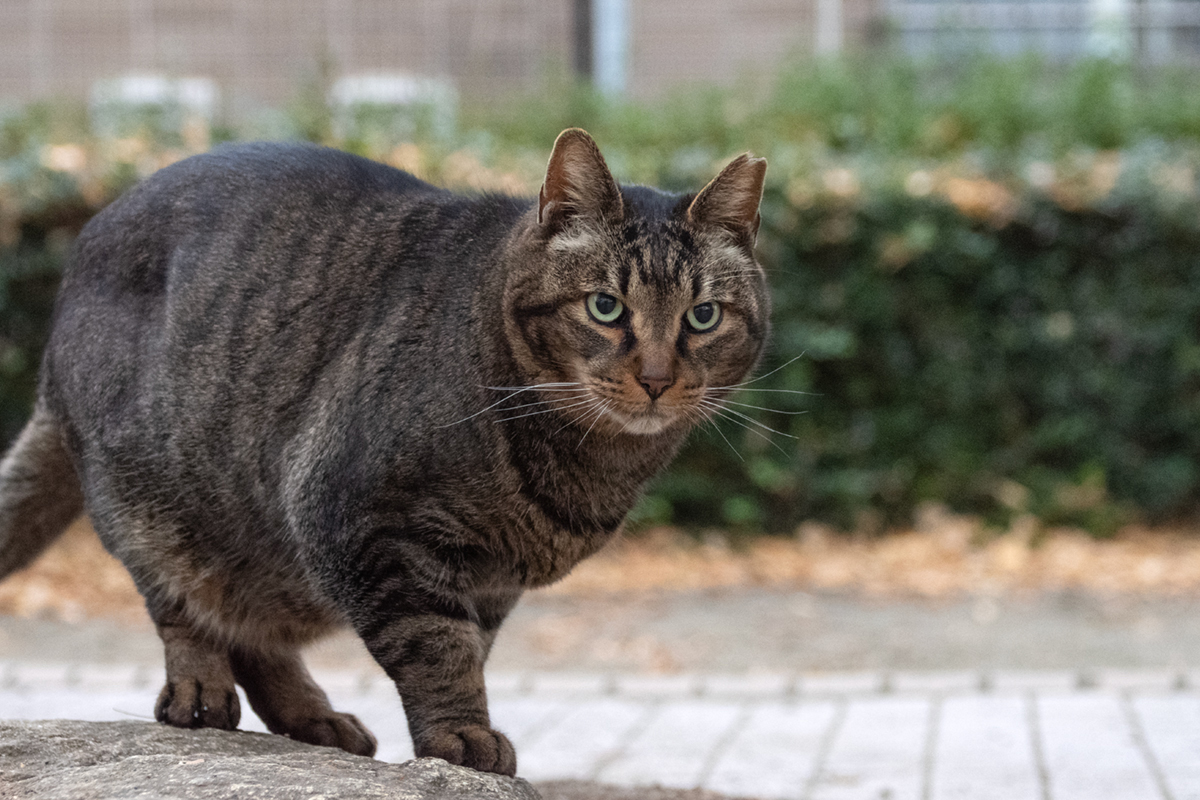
xmin=0 ymin=130 xmax=768 ymax=776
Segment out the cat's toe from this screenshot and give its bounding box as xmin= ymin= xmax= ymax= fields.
xmin=417 ymin=725 xmax=516 ymax=776
xmin=287 ymin=712 xmax=378 ymax=757
xmin=154 ymin=679 xmax=240 ymax=730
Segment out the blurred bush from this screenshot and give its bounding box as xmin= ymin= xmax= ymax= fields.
xmin=2 ymin=56 xmax=1200 ymax=535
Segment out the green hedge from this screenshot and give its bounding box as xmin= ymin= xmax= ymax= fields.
xmin=658 ymin=156 xmax=1200 ymax=534
xmin=4 ymin=58 xmax=1200 ymax=535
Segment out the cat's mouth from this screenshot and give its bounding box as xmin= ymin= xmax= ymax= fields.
xmin=598 ymin=400 xmax=681 ymax=436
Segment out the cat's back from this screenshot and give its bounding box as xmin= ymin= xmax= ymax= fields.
xmin=60 ymin=142 xmax=439 ymax=298
xmin=42 ymin=142 xmax=496 ymax=479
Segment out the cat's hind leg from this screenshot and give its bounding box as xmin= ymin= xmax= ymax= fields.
xmin=230 ymin=646 xmax=377 ymax=757
xmin=153 ymin=610 xmax=241 ymax=730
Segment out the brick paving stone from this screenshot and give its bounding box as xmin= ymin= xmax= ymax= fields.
xmin=76 ymin=662 xmax=153 ymax=690
xmin=596 ymin=699 xmax=744 ymax=789
xmin=489 ymin=697 xmax=574 ymax=750
xmin=517 ymin=697 xmax=650 ymax=781
xmin=702 ymin=672 xmax=795 ymax=699
xmin=3 ymin=686 xmax=154 ymax=722
xmin=892 ymin=670 xmax=982 ymax=694
xmin=808 ymin=696 xmax=930 ymax=800
xmin=309 ymin=667 xmax=382 ymax=696
xmin=1131 ymin=693 xmax=1200 ymax=800
xmin=799 ymin=671 xmax=885 ymax=696
xmin=1038 ymin=692 xmax=1165 ymax=800
xmin=527 ymin=671 xmax=612 ymax=696
xmin=1096 ymin=668 xmax=1183 ymax=692
xmin=10 ymin=662 xmax=74 ymax=690
xmin=703 ymin=700 xmax=838 ymax=800
xmin=11 ymin=664 xmax=1200 ymax=799
xmin=322 ymin=689 xmax=414 ymax=763
xmin=989 ymin=669 xmax=1079 ymax=692
xmin=613 ymin=673 xmax=702 ymax=698
xmin=485 ymin=671 xmax=530 ymax=696
xmin=930 ymin=694 xmax=1040 ymax=800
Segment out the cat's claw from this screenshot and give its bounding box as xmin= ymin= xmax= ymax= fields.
xmin=417 ymin=725 xmax=517 ymax=776
xmin=154 ymin=678 xmax=240 ymax=730
xmin=283 ymin=712 xmax=378 ymax=757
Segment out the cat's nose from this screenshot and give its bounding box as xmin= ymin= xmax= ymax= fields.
xmin=638 ymin=372 xmax=674 ymax=400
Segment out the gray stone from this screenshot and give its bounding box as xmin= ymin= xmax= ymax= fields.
xmin=0 ymin=719 xmax=541 ymax=800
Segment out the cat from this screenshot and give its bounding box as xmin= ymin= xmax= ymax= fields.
xmin=0 ymin=128 xmax=768 ymax=776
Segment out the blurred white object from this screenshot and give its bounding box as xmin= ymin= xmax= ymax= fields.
xmin=91 ymin=75 xmax=218 ymax=120
xmin=1089 ymin=0 xmax=1133 ymax=56
xmin=330 ymin=73 xmax=457 ymax=142
xmin=89 ymin=74 xmax=218 ymax=138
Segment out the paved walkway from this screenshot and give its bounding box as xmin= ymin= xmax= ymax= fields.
xmin=4 ymin=662 xmax=1199 ymax=799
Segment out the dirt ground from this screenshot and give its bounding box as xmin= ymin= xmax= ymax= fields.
xmin=6 ymin=509 xmax=1200 ymax=625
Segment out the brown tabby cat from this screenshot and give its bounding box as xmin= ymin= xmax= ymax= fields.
xmin=0 ymin=129 xmax=768 ymax=776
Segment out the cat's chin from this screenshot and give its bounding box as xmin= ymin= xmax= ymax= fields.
xmin=602 ymin=408 xmax=679 ymax=436
xmin=621 ymin=416 xmax=671 ymax=435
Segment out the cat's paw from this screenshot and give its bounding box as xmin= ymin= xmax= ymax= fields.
xmin=154 ymin=678 xmax=240 ymax=730
xmin=416 ymin=724 xmax=517 ymax=776
xmin=283 ymin=712 xmax=378 ymax=757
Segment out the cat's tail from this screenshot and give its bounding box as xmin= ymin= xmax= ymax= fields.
xmin=0 ymin=404 xmax=84 ymax=579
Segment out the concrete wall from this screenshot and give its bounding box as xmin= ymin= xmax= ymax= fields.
xmin=0 ymin=0 xmax=838 ymax=111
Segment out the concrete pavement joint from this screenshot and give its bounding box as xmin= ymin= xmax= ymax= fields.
xmin=1120 ymin=691 xmax=1176 ymax=800
xmin=1025 ymin=691 xmax=1053 ymax=800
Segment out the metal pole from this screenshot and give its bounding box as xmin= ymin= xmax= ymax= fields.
xmin=592 ymin=0 xmax=627 ymax=94
xmin=816 ymin=0 xmax=844 ymax=54
xmin=30 ymin=0 xmax=49 ymax=96
xmin=573 ymin=0 xmax=593 ymax=81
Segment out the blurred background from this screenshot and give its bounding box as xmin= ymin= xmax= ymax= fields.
xmin=2 ymin=0 xmax=1200 ymax=628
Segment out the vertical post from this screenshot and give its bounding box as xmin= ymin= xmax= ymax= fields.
xmin=816 ymin=0 xmax=844 ymax=54
xmin=592 ymin=0 xmax=627 ymax=94
xmin=1139 ymin=0 xmax=1173 ymax=64
xmin=29 ymin=0 xmax=49 ymax=96
xmin=1089 ymin=0 xmax=1132 ymax=56
xmin=129 ymin=0 xmax=154 ymax=71
xmin=573 ymin=0 xmax=593 ymax=81
xmin=325 ymin=0 xmax=351 ymax=71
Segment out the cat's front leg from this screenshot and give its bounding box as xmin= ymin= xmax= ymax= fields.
xmin=361 ymin=613 xmax=516 ymax=775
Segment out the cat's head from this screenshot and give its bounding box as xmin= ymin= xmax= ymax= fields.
xmin=503 ymin=128 xmax=769 ymax=437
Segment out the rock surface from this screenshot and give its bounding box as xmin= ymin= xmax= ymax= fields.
xmin=0 ymin=719 xmax=541 ymax=799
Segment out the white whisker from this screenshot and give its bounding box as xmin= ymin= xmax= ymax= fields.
xmin=711 ymin=352 xmax=808 ymax=391
xmin=552 ymin=398 xmax=603 ymax=436
xmin=495 ymin=397 xmax=597 ymax=422
xmin=484 ymin=382 xmax=581 ymax=391
xmin=500 ymin=391 xmax=592 ymax=413
xmin=700 ymin=412 xmax=745 ymax=463
xmin=575 ymin=401 xmax=611 ymax=449
xmin=708 ymin=387 xmax=819 ymax=397
xmin=712 ymin=398 xmax=810 ymax=415
xmin=438 ymin=382 xmax=584 ymax=427
xmin=700 ymin=401 xmax=792 ymax=457
xmin=700 ymin=400 xmax=798 ymax=440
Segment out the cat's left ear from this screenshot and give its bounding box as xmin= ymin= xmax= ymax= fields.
xmin=687 ymin=154 xmax=768 ymax=245
xmin=538 ymin=128 xmax=624 ymax=231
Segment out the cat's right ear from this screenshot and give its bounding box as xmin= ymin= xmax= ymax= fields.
xmin=538 ymin=129 xmax=624 ymax=232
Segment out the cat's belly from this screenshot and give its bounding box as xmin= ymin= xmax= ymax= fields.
xmin=96 ymin=503 xmax=346 ymax=647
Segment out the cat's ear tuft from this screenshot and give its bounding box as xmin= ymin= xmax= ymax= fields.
xmin=687 ymin=153 xmax=768 ymax=245
xmin=538 ymin=128 xmax=624 ymax=231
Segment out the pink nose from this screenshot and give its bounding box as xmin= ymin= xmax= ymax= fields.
xmin=639 ymin=373 xmax=673 ymax=400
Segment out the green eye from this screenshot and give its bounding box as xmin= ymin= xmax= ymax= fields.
xmin=587 ymin=292 xmax=624 ymax=324
xmin=686 ymin=301 xmax=721 ymax=332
